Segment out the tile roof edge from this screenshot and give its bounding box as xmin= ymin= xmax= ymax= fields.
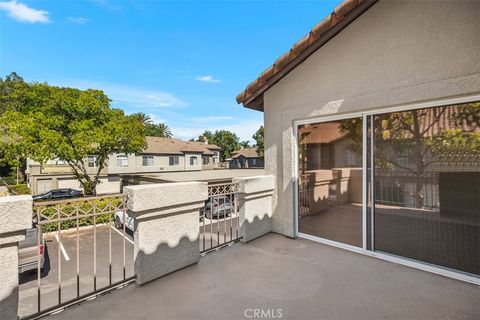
xmin=236 ymin=0 xmax=378 ymax=111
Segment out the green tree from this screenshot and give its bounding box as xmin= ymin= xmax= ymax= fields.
xmin=197 ymin=130 xmax=214 ymax=143
xmin=131 ymin=112 xmax=153 ymax=125
xmin=239 ymin=140 xmax=251 ymax=148
xmin=0 ymin=80 xmax=146 ymax=195
xmin=252 ymin=125 xmax=264 ymax=158
xmin=145 ymin=122 xmax=172 ymax=137
xmin=341 ymin=103 xmax=479 ymax=208
xmin=0 ymin=72 xmax=28 ymax=180
xmin=200 ymin=130 xmax=239 ymax=161
xmin=130 ymin=112 xmax=172 ymax=138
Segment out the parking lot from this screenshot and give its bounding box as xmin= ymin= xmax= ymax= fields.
xmin=18 ymin=215 xmax=240 ymax=318
xmin=18 ymin=224 xmax=135 ymax=318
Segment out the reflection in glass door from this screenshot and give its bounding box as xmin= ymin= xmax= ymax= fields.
xmin=369 ymin=102 xmax=480 ymax=276
xmin=297 ymin=117 xmax=363 ymax=248
xmin=297 ymin=102 xmax=480 ymax=278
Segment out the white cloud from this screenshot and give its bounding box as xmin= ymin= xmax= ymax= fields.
xmin=195 ymin=75 xmax=222 ymax=83
xmin=67 ymin=17 xmax=88 ymax=24
xmin=51 ymin=79 xmax=186 ymax=109
xmin=171 ymin=119 xmax=263 ymax=142
xmin=0 ymin=1 xmax=50 ymax=23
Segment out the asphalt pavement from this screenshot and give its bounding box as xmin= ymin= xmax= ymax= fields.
xmin=18 ymin=215 xmax=240 ymax=318
xmin=18 ymin=224 xmax=135 ymax=318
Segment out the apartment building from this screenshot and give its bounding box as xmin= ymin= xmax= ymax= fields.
xmin=27 ymin=137 xmax=221 ymax=195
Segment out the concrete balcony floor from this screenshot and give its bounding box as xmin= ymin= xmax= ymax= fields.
xmin=46 ymin=233 xmax=479 ymax=320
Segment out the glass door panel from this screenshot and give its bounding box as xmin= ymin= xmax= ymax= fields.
xmin=370 ymin=102 xmax=480 ymax=275
xmin=297 ymin=117 xmax=363 ymax=247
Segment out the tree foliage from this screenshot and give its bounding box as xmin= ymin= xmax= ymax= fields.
xmin=0 ymin=73 xmax=146 ymax=195
xmin=341 ymin=103 xmax=479 ymax=208
xmin=239 ymin=140 xmax=251 ymax=148
xmin=198 ymin=130 xmax=239 ymax=161
xmin=130 ymin=112 xmax=172 ymax=138
xmin=145 ymin=123 xmax=172 ymax=138
xmin=252 ymin=125 xmax=264 ymax=158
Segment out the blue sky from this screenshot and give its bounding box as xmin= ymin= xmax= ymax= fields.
xmin=0 ymin=0 xmax=342 ymax=142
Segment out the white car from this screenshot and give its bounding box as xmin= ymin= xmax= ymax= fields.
xmin=114 ymin=211 xmax=135 ymax=231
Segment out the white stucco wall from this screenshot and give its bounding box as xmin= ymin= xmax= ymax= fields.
xmin=263 ymin=0 xmax=480 ymax=236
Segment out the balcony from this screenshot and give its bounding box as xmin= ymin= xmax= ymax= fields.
xmin=1 ymin=176 xmax=478 ymax=320
xmin=43 ymin=233 xmax=478 ymax=320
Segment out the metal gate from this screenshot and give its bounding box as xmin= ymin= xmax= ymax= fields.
xmin=200 ymin=182 xmax=242 ymax=254
xmin=19 ymin=194 xmax=135 ymax=319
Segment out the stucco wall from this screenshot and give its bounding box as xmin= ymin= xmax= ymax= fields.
xmin=263 ymin=0 xmax=480 ymax=236
xmin=107 ymin=153 xmax=203 ymax=174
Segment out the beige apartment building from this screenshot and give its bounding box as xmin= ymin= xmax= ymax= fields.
xmin=27 ymin=137 xmax=221 ymax=195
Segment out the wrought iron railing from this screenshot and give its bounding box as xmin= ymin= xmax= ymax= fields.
xmin=19 ymin=194 xmax=134 ymax=319
xmin=200 ymin=183 xmax=241 ymax=253
xmin=374 ymin=171 xmax=439 ymax=209
xmin=298 ymin=170 xmax=441 ymax=218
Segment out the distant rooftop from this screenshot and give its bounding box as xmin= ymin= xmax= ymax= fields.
xmin=144 ymin=137 xmax=220 ymax=155
xmin=231 ymin=147 xmax=260 ymax=159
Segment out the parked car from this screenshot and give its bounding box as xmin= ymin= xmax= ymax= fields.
xmin=32 ymin=188 xmax=83 ymax=201
xmin=201 ymin=196 xmax=232 ymax=219
xmin=114 ymin=211 xmax=135 ymax=231
xmin=18 ymin=227 xmax=45 ymax=274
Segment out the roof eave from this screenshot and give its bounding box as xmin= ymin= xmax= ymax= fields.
xmin=239 ymin=0 xmax=378 ymax=112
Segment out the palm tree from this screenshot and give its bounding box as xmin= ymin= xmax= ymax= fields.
xmin=239 ymin=140 xmax=250 ymax=148
xmin=157 ymin=123 xmax=172 ymax=138
xmin=131 ymin=112 xmax=152 ymax=125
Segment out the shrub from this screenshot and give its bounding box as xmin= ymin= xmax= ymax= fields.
xmin=10 ymin=183 xmax=31 ymax=195
xmin=0 ymin=176 xmax=17 ymax=185
xmin=37 ymin=197 xmax=121 ymax=232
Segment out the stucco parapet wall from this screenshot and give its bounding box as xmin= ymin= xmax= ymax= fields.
xmin=0 ymin=195 xmax=32 ymax=240
xmin=233 ymin=175 xmax=275 ymax=195
xmin=233 ymin=175 xmax=275 ymax=242
xmin=125 ymin=182 xmax=208 ymax=284
xmin=124 ymin=182 xmax=208 ymax=213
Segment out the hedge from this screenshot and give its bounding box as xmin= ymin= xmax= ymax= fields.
xmin=10 ymin=183 xmax=31 ymax=195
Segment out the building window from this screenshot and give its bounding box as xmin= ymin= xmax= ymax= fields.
xmin=190 ymin=156 xmax=198 ymax=166
xmin=169 ymin=156 xmax=179 ymax=166
xmin=203 ymin=156 xmax=209 ymax=165
xmin=87 ymin=155 xmax=97 ymax=167
xmin=116 ymin=154 xmax=128 ymax=167
xmin=142 ymin=155 xmax=154 ymax=166
xmin=251 ymin=158 xmax=257 ymax=166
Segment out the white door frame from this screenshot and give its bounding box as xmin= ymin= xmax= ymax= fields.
xmin=292 ymin=94 xmax=480 ymax=285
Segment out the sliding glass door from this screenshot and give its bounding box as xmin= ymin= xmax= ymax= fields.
xmin=296 ymin=101 xmax=479 ymax=277
xmin=297 ymin=117 xmax=363 ymax=248
xmin=368 ymin=102 xmax=479 ymax=276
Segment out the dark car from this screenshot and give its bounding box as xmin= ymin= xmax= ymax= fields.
xmin=32 ymin=188 xmax=83 ymax=201
xmin=200 ymin=196 xmax=232 ymax=219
